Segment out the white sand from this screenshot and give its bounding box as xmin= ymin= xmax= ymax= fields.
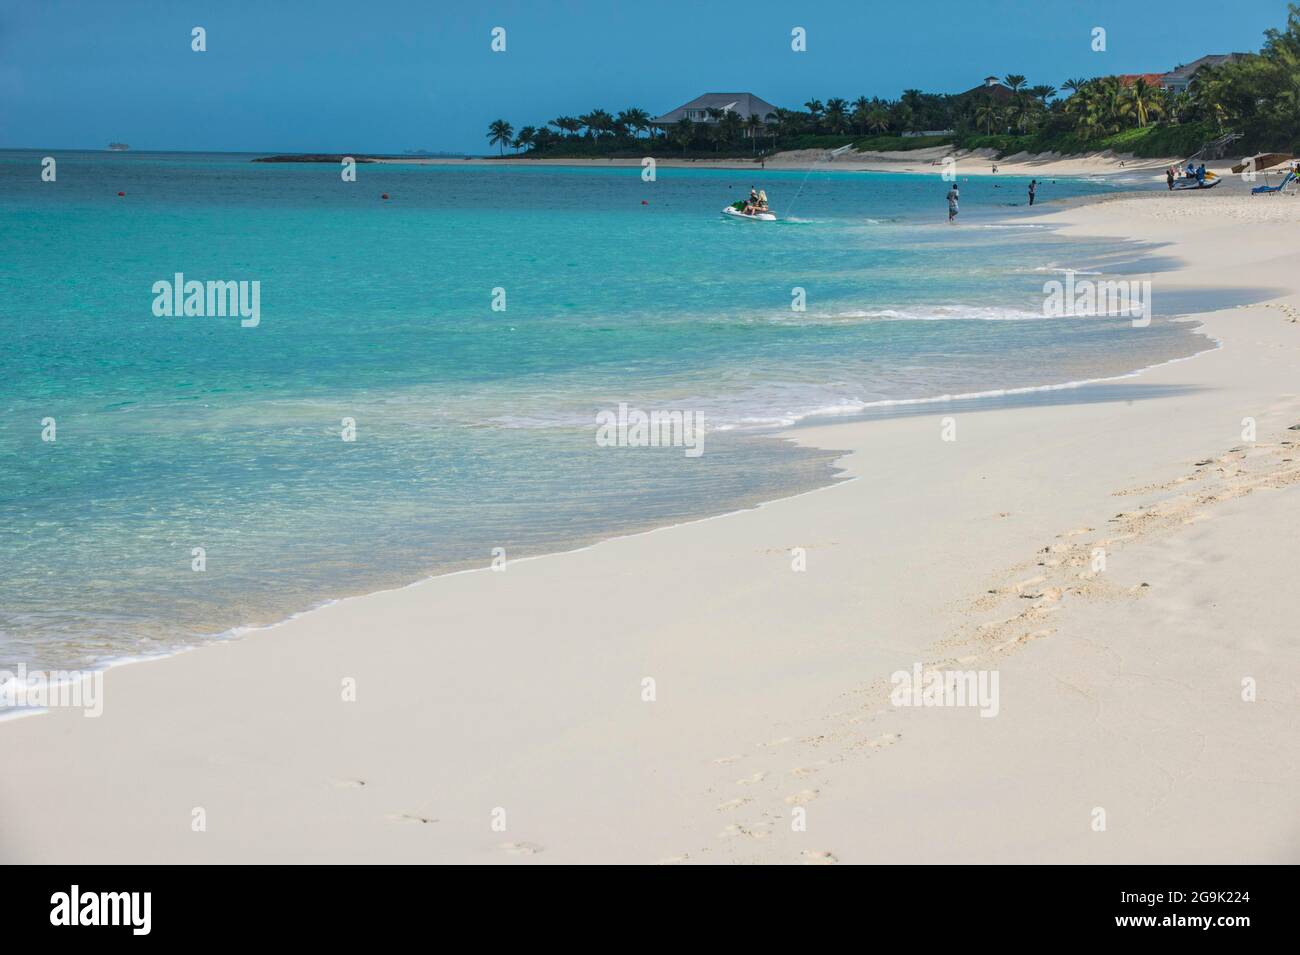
xmin=3 ymin=175 xmax=1299 ymax=864
xmin=380 ymin=146 xmax=1185 ymax=178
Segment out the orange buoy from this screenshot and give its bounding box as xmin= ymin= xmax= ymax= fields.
xmin=641 ymin=199 xmax=648 ymax=205
xmin=381 ymin=193 xmax=389 ymax=200
xmin=117 ymin=191 xmax=125 ymax=196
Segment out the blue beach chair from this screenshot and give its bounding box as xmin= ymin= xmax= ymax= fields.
xmin=1252 ymin=170 xmax=1296 ymax=195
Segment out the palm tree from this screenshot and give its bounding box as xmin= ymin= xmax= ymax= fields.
xmin=825 ymin=98 xmax=849 ymax=134
xmin=512 ymin=126 xmax=536 ymax=153
xmin=852 ymin=96 xmax=871 ymax=133
xmin=1191 ymin=69 xmax=1232 ymax=131
xmin=1003 ymin=74 xmax=1027 ymax=92
xmin=487 ymin=119 xmax=514 ymax=155
xmin=1128 ymin=78 xmax=1155 ymax=127
xmin=973 ymin=98 xmax=1002 ymax=134
xmin=1030 ymin=84 xmax=1057 ymax=104
xmin=1160 ymin=88 xmax=1190 ymax=125
xmin=804 ymin=99 xmax=824 ymax=132
xmin=890 ymin=102 xmax=915 ymax=133
xmin=865 ymin=107 xmax=891 ymax=134
xmin=1100 ymin=76 xmax=1129 ymax=130
xmin=579 ymin=109 xmax=615 ymax=138
xmin=768 ymin=108 xmax=804 ymax=143
xmin=618 ymin=107 xmax=651 ymax=139
xmin=745 ymin=113 xmax=764 ymax=153
xmin=549 ymin=116 xmax=581 ymax=138
xmin=900 ymin=89 xmax=926 ymax=112
xmin=1009 ymin=95 xmax=1038 ymax=132
xmin=671 ymin=117 xmax=695 ymax=155
xmin=530 ymin=127 xmax=556 ymax=152
xmin=1061 ymin=77 xmax=1087 ymax=96
xmin=719 ymin=110 xmax=744 ymax=149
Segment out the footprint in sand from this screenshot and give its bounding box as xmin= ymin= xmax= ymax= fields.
xmin=386 ymin=812 xmax=437 ymax=824
xmin=758 ymin=737 xmax=793 ymax=748
xmin=716 ymin=797 xmax=753 ymax=811
xmin=713 ymin=754 xmax=745 ymax=765
xmin=737 ymin=772 xmax=767 ymax=785
xmin=994 ymin=628 xmax=1054 ymax=652
xmin=657 ymin=853 xmax=690 ymax=865
xmin=790 ymin=767 xmax=818 ymax=778
xmin=1059 ymin=527 xmax=1093 ymax=537
xmin=500 ymin=841 xmax=544 ymax=855
xmin=721 ymin=823 xmax=769 ymax=839
xmin=784 ymin=789 xmax=819 ymax=805
xmin=800 ymin=849 xmax=838 ymax=865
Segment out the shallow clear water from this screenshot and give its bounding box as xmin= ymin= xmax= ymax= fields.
xmin=1 ymin=151 xmax=1205 ymax=669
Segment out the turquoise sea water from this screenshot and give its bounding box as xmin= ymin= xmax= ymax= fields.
xmin=1 ymin=151 xmax=1204 ymax=670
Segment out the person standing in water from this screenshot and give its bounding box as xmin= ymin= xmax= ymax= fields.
xmin=946 ymin=185 xmax=959 ymax=222
xmin=1028 ymin=179 xmax=1038 ymax=206
xmin=1167 ymin=167 xmax=1176 ymax=190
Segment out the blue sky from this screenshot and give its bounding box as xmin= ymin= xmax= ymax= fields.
xmin=0 ymin=0 xmax=1288 ymax=154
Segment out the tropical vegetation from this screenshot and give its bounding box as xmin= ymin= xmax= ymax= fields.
xmin=487 ymin=5 xmax=1300 ymax=160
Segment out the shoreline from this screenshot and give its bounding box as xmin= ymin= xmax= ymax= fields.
xmin=375 ymin=146 xmax=1182 ymax=179
xmin=4 ymin=171 xmax=1298 ymax=863
xmin=0 ymin=323 xmax=1218 ymax=719
xmin=0 ymin=164 xmax=1195 ymax=682
xmin=2 ymin=308 xmax=1217 ymax=702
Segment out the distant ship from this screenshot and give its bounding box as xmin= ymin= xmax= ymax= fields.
xmin=107 ymin=142 xmax=130 ymax=151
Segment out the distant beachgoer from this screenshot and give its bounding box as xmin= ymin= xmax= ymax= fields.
xmin=947 ymin=186 xmax=959 ymax=222
xmin=1167 ymin=167 xmax=1176 ymax=190
xmin=992 ymin=164 xmax=998 ymax=174
xmin=1028 ymin=179 xmax=1037 ymax=206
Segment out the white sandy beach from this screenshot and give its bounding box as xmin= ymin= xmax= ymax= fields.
xmin=3 ymin=172 xmax=1299 ymax=864
xmin=381 ymin=145 xmax=1183 ymax=179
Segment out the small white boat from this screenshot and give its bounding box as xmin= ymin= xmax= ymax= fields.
xmin=722 ymin=205 xmax=776 ymax=221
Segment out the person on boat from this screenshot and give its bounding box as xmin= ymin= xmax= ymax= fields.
xmin=1167 ymin=167 xmax=1176 ymax=190
xmin=756 ymin=189 xmax=769 ymax=211
xmin=1197 ymin=163 xmax=1207 ymax=183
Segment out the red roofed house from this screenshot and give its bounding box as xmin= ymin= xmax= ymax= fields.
xmin=1117 ymin=73 xmax=1166 ymax=87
